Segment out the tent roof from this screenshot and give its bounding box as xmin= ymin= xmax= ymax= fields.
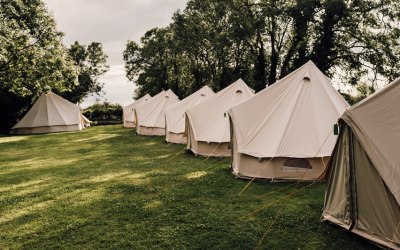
xmin=12 ymin=91 xmax=82 ymax=129
xmin=228 ymin=60 xmax=349 ymax=158
xmin=165 ymin=86 xmax=215 ymax=134
xmin=123 ymin=94 xmax=151 ymax=123
xmin=135 ymin=89 xmax=179 ymax=128
xmin=186 ymin=79 xmax=254 ymax=143
xmin=341 ymin=78 xmax=400 ymax=205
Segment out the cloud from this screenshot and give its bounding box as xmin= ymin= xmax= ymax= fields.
xmin=43 ymin=0 xmax=188 ymax=107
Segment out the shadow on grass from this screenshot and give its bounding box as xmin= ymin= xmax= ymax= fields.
xmin=0 ymin=125 xmax=378 ymax=249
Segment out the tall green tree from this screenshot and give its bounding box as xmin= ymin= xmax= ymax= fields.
xmin=0 ymin=0 xmax=77 ymax=132
xmin=124 ymin=28 xmax=176 ymax=97
xmin=60 ymin=41 xmax=109 ymax=103
xmin=124 ymin=0 xmax=400 ymax=99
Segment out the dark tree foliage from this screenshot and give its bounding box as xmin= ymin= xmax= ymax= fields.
xmin=83 ymin=102 xmax=122 ymax=122
xmin=0 ymin=0 xmax=77 ymax=132
xmin=0 ymin=0 xmax=109 ymax=132
xmin=59 ymin=41 xmax=109 ymax=104
xmin=124 ymin=0 xmax=400 ymax=99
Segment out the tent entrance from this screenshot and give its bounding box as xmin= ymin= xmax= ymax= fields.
xmin=323 ymin=124 xmax=400 ymax=249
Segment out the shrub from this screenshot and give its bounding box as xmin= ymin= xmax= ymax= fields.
xmin=83 ymin=102 xmax=122 ymax=123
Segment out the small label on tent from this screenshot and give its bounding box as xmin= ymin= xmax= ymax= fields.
xmin=333 ymin=123 xmax=339 ymax=135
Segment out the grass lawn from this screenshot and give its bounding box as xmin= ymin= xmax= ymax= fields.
xmin=0 ymin=125 xmax=377 ymax=249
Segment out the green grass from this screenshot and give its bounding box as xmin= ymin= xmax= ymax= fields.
xmin=0 ymin=125 xmax=376 ymax=249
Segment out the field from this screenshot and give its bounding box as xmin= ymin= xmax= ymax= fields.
xmin=0 ymin=125 xmax=376 ymax=249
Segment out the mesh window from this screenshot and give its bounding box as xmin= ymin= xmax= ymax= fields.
xmin=282 ymin=158 xmax=311 ymax=170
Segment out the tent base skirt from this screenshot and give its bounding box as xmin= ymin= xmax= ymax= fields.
xmin=11 ymin=124 xmax=83 ymax=135
xmin=166 ymin=132 xmax=186 ymax=144
xmin=137 ymin=126 xmax=165 ymax=136
xmin=188 ymin=141 xmax=231 ymax=157
xmin=231 ymin=153 xmax=328 ymax=181
xmin=123 ymin=121 xmax=136 ymax=128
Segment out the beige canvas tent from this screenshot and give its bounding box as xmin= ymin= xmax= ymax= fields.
xmin=11 ymin=91 xmax=87 ymax=134
xmin=82 ymin=115 xmax=91 ymax=127
xmin=228 ymin=61 xmax=349 ymax=181
xmin=123 ymin=94 xmax=151 ymax=128
xmin=185 ymin=79 xmax=254 ymax=157
xmin=135 ymin=89 xmax=179 ymax=136
xmin=165 ymin=86 xmax=215 ymax=144
xmin=322 ymin=78 xmax=400 ymax=249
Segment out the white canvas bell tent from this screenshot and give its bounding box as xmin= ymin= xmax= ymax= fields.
xmin=185 ymin=79 xmax=255 ymax=157
xmin=82 ymin=115 xmax=91 ymax=127
xmin=123 ymin=94 xmax=151 ymax=128
xmin=135 ymin=89 xmax=179 ymax=136
xmin=165 ymin=86 xmax=215 ymax=144
xmin=228 ymin=61 xmax=349 ymax=181
xmin=322 ymin=78 xmax=400 ymax=249
xmin=11 ymin=91 xmax=87 ymax=134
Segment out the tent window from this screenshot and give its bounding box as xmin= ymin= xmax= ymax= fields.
xmin=236 ymin=90 xmax=242 ymax=94
xmin=200 ymin=94 xmax=205 ymax=96
xmin=303 ymin=71 xmax=311 ymax=81
xmin=282 ymin=158 xmax=311 ymax=170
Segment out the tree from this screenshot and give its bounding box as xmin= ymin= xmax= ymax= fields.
xmin=124 ymin=0 xmax=400 ymax=98
xmin=60 ymin=41 xmax=109 ymax=103
xmin=0 ymin=0 xmax=77 ymax=132
xmin=124 ymin=28 xmax=176 ymax=98
xmin=83 ymin=102 xmax=122 ymax=122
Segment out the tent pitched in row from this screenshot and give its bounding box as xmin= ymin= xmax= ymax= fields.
xmin=228 ymin=61 xmax=349 ymax=180
xmin=165 ymin=86 xmax=215 ymax=144
xmin=82 ymin=115 xmax=91 ymax=128
xmin=11 ymin=91 xmax=89 ymax=134
xmin=185 ymin=79 xmax=255 ymax=157
xmin=135 ymin=89 xmax=179 ymax=136
xmin=122 ymin=94 xmax=151 ymax=128
xmin=323 ymin=78 xmax=400 ymax=249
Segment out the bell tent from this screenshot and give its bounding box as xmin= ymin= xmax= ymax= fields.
xmin=228 ymin=61 xmax=349 ymax=181
xmin=122 ymin=94 xmax=151 ymax=128
xmin=322 ymin=78 xmax=400 ymax=249
xmin=135 ymin=89 xmax=179 ymax=136
xmin=165 ymin=86 xmax=215 ymax=144
xmin=185 ymin=79 xmax=254 ymax=157
xmin=82 ymin=115 xmax=91 ymax=127
xmin=11 ymin=91 xmax=87 ymax=134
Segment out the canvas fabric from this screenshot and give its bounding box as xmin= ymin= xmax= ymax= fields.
xmin=11 ymin=124 xmax=82 ymax=135
xmin=228 ymin=61 xmax=349 ymax=159
xmin=135 ymin=90 xmax=179 ymax=135
xmin=165 ymin=132 xmax=186 ymax=144
xmin=323 ymin=78 xmax=400 ymax=248
xmin=123 ymin=94 xmax=151 ymax=127
xmin=11 ymin=92 xmax=85 ymax=134
xmin=228 ymin=61 xmax=348 ymax=180
xmin=323 ymin=123 xmax=400 ymax=249
xmin=137 ymin=126 xmax=165 ymax=136
xmin=186 ymin=119 xmax=231 ymax=157
xmin=230 ymin=120 xmax=328 ymax=180
xmin=165 ymin=86 xmax=214 ymax=144
xmin=82 ymin=115 xmax=91 ymax=127
xmin=340 ymin=78 xmax=400 ymax=205
xmin=185 ymin=79 xmax=254 ymax=156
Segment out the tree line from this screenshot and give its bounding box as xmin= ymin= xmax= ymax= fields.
xmin=124 ymin=0 xmax=400 ymax=100
xmin=0 ymin=0 xmax=109 ymax=132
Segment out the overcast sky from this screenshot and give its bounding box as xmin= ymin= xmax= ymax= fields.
xmin=44 ymin=0 xmax=188 ymax=108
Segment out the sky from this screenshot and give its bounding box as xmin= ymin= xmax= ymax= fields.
xmin=44 ymin=0 xmax=188 ymax=108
